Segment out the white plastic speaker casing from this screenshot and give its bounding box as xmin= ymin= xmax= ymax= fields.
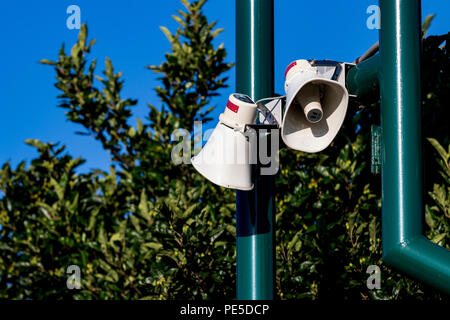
xmin=282 ymin=59 xmax=349 ymax=153
xmin=191 ymin=93 xmax=257 ymax=190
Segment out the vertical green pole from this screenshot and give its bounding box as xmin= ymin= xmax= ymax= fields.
xmin=379 ymin=0 xmax=450 ymax=293
xmin=379 ymin=0 xmax=423 ymax=259
xmin=235 ymin=0 xmax=274 ymax=300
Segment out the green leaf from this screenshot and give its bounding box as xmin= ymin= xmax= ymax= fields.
xmin=98 ymin=228 xmax=108 ymax=250
xmin=128 ymin=126 xmax=136 ymax=138
xmin=71 ymin=43 xmax=81 ymax=58
xmin=36 ymin=202 xmax=56 ymax=220
xmin=429 ymin=183 xmax=448 ymax=211
xmin=172 ymin=14 xmax=186 ymax=28
xmin=142 ymin=242 xmax=163 ymax=251
xmin=181 ymin=203 xmax=198 ymax=219
xmin=180 ymin=0 xmax=190 ymax=10
xmin=78 ymin=23 xmax=87 ymax=47
xmin=109 ymin=232 xmax=123 ymax=247
xmin=288 ymin=231 xmax=301 ymax=251
xmin=427 ymin=138 xmax=448 ymax=163
xmin=431 ymin=233 xmax=446 ymax=245
xmin=130 ymin=215 xmax=141 ymax=232
xmin=425 ymin=205 xmax=436 ymax=229
xmin=422 ymin=14 xmax=436 ymax=38
xmin=159 ymin=26 xmax=173 ymax=42
xmin=39 ymin=59 xmax=56 ymax=65
xmin=105 ymin=270 xmax=119 ymax=283
xmin=355 ymin=222 xmax=368 ymax=235
xmin=137 ymin=118 xmax=144 ymax=135
xmin=50 ymin=178 xmax=64 ymax=201
xmin=88 ymin=38 xmax=97 ymax=49
xmin=138 ymin=189 xmax=151 ymax=222
xmin=25 ymin=139 xmax=47 ymax=151
xmin=87 ymin=207 xmax=101 ymax=231
xmin=214 ymin=241 xmax=227 ymax=248
xmin=195 ymin=0 xmax=207 ymax=10
xmin=211 ymin=28 xmax=224 ymax=38
xmin=105 ymin=57 xmax=113 ymax=74
xmin=226 ymin=225 xmax=236 ymax=236
xmin=369 ymin=216 xmax=377 ymax=248
xmin=294 ymin=239 xmax=302 ymax=252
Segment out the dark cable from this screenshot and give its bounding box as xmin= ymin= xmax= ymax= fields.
xmin=355 ymin=42 xmax=379 ymax=64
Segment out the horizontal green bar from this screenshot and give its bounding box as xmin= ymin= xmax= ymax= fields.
xmin=383 ymin=236 xmax=450 ymax=292
xmin=346 ymin=54 xmax=380 ymax=97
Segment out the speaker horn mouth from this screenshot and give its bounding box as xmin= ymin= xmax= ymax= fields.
xmin=306 ymin=109 xmax=323 ymax=123
xmin=296 ymin=83 xmax=324 ymax=124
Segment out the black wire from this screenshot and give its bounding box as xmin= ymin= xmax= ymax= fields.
xmin=356 ymin=42 xmax=379 ymax=63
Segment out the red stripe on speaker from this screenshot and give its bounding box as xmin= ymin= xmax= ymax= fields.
xmin=227 ymin=100 xmax=239 ymax=113
xmin=284 ymin=61 xmax=297 ymax=78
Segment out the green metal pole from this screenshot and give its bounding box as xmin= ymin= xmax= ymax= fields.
xmin=379 ymin=0 xmax=450 ymax=293
xmin=235 ymin=0 xmax=274 ymax=300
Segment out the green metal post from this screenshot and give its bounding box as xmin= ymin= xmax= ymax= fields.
xmin=379 ymin=0 xmax=450 ymax=293
xmin=235 ymin=0 xmax=274 ymax=300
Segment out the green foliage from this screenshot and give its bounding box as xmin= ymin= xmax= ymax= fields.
xmin=1 ymin=0 xmax=235 ymax=300
xmin=0 ymin=3 xmax=448 ymax=300
xmin=426 ymin=138 xmax=450 ymax=243
xmin=148 ymin=0 xmax=233 ymax=130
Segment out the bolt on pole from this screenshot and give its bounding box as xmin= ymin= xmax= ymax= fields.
xmin=235 ymin=0 xmax=275 ymax=300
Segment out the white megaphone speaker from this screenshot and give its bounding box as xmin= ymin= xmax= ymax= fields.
xmin=281 ymin=59 xmax=349 ymax=153
xmin=191 ymin=93 xmax=257 ymax=190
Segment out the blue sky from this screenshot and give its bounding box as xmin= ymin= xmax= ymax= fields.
xmin=0 ymin=0 xmax=448 ymax=173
